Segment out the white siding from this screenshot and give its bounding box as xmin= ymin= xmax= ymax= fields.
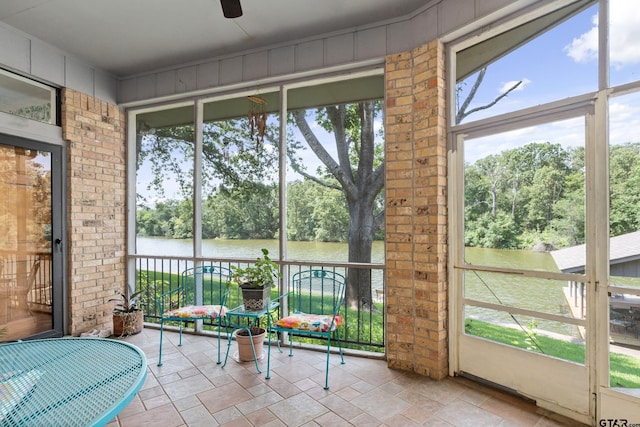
xmin=117 ymin=0 xmax=526 ymax=105
xmin=0 ymin=22 xmax=118 ymax=103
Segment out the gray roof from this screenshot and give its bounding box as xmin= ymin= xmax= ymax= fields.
xmin=550 ymin=231 xmax=640 ymax=273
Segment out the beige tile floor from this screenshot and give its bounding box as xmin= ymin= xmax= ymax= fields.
xmin=107 ymin=327 xmax=587 ymax=426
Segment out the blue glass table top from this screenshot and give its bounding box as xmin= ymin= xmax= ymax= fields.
xmin=227 ymin=301 xmax=279 ymax=317
xmin=0 ymin=337 xmax=147 ymax=427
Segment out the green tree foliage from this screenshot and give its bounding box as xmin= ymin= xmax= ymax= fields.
xmin=609 ymin=143 xmax=640 ymax=236
xmin=205 ymin=184 xmax=278 ymax=240
xmin=286 ymin=180 xmax=349 ymax=242
xmin=137 ymin=179 xmax=350 ymax=242
xmin=465 ymin=141 xmax=640 ymax=249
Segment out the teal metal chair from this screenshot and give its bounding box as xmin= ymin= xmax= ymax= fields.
xmin=266 ymin=269 xmax=346 ymax=389
xmin=157 ymin=265 xmax=231 ymax=366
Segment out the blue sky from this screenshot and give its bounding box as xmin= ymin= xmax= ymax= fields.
xmin=462 ymin=1 xmax=640 ymax=163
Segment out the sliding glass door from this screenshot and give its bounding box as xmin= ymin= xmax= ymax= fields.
xmin=0 ymin=134 xmax=63 ymax=340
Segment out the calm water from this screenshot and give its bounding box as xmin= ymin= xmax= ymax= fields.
xmin=136 ymin=237 xmax=385 ymax=263
xmin=136 ymin=238 xmax=577 ymax=336
xmin=464 ymin=247 xmax=577 ymax=337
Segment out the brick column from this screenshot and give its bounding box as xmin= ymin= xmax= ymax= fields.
xmin=61 ymin=88 xmax=126 ymax=336
xmin=385 ymin=40 xmax=448 ymax=379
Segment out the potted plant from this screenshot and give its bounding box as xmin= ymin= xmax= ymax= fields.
xmin=110 ymin=286 xmax=144 ymax=336
xmin=235 ymin=326 xmax=267 ymax=362
xmin=230 ymin=248 xmax=280 ymax=311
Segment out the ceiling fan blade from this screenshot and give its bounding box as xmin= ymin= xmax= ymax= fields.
xmin=220 ymin=0 xmax=242 ymax=18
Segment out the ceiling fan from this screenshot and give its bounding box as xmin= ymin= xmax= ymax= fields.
xmin=220 ymin=0 xmax=243 ymax=18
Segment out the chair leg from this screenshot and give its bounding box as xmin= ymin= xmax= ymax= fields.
xmin=216 ymin=320 xmax=222 ymax=365
xmin=266 ymin=328 xmax=272 ymax=380
xmin=178 ymin=322 xmax=183 ymax=347
xmin=324 ymin=336 xmax=331 ymax=390
xmin=158 ymin=319 xmax=164 ymax=367
xmin=322 ymin=333 xmax=345 ymax=390
xmin=288 ymin=335 xmax=294 ymax=357
xmin=336 ymin=333 xmax=345 ymax=365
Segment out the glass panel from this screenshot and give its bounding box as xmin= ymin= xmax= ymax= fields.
xmin=464 ymin=306 xmax=585 ymax=363
xmin=609 ymin=299 xmax=640 ymax=388
xmin=135 ymin=105 xmax=195 ymax=255
xmin=286 ymin=90 xmax=385 ymax=263
xmin=0 ymin=144 xmax=53 ymax=341
xmin=202 ymin=93 xmax=280 ymax=259
xmin=0 ymin=69 xmax=56 ymax=125
xmin=463 ymin=117 xmax=586 ymax=272
xmin=455 ymin=4 xmax=597 ymax=124
xmin=464 ymin=270 xmax=582 ymax=327
xmin=464 ymin=270 xmax=585 ymax=362
xmin=286 ymin=79 xmax=385 ymax=309
xmin=609 ymin=0 xmax=640 ymax=88
xmin=608 ymin=90 xmax=640 ymax=388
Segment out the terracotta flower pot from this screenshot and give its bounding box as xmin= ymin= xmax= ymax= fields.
xmin=113 ymin=310 xmax=143 ymax=336
xmin=235 ymin=327 xmax=266 ymax=361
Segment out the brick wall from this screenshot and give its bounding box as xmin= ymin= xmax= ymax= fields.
xmin=385 ymin=40 xmax=448 ymax=379
xmin=61 ymin=88 xmax=126 ymax=336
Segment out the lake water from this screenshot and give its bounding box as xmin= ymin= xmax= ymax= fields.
xmin=136 ymin=237 xmax=385 ymax=263
xmin=136 ymin=238 xmax=577 ymax=336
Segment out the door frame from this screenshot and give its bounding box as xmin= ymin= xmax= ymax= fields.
xmin=0 ymin=113 xmax=66 ymax=338
xmin=448 ymin=98 xmax=595 ymax=424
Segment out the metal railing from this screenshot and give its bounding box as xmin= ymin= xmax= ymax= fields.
xmin=131 ymin=255 xmax=385 ymax=353
xmin=0 ymin=251 xmax=52 ymax=322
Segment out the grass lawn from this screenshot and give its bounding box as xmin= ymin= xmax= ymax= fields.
xmin=465 ymin=318 xmax=640 ymax=388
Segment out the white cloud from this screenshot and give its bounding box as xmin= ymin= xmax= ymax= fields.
xmin=610 ymin=95 xmax=640 ymax=145
xmin=465 ymin=117 xmax=584 ymax=164
xmin=465 ymin=94 xmax=640 ymax=164
xmin=564 ymin=29 xmax=598 ymax=63
xmin=609 ymin=1 xmax=640 ymax=68
xmin=498 ymin=78 xmax=531 ymax=94
xmin=565 ymin=4 xmax=640 ymax=68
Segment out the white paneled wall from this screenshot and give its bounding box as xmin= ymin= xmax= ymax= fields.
xmin=117 ymin=0 xmax=519 ymax=105
xmin=0 ymin=22 xmax=118 ymax=104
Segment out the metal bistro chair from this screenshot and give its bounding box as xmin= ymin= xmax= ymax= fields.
xmin=158 ymin=266 xmax=231 ymax=366
xmin=266 ymin=269 xmax=346 ymax=390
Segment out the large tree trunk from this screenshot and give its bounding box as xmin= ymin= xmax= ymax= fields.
xmin=345 ymin=198 xmax=374 ymax=309
xmin=291 ymin=102 xmax=383 ymax=310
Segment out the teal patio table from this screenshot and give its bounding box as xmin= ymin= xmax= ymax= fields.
xmin=223 ymin=301 xmax=279 ymax=373
xmin=0 ymin=337 xmax=147 ymax=426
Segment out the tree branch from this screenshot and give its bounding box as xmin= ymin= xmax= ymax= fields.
xmin=290 ymin=167 xmax=342 ymax=190
xmin=456 ymin=67 xmax=487 ymax=124
xmin=357 ymin=102 xmax=375 ymax=183
xmin=325 ymin=106 xmax=355 ymax=182
xmin=462 ymin=80 xmax=522 ymax=121
xmin=456 ymin=67 xmax=523 ymax=124
xmin=293 ymin=110 xmax=356 ymax=193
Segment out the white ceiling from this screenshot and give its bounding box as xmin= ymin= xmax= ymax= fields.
xmin=0 ymin=0 xmax=429 ymax=78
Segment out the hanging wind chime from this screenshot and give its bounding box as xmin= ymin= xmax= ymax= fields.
xmin=247 ymin=95 xmax=267 ymax=150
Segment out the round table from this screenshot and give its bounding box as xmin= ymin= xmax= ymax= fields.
xmin=0 ymin=337 xmax=147 ymax=426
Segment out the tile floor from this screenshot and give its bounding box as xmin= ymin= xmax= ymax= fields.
xmin=107 ymin=327 xmax=587 ymax=426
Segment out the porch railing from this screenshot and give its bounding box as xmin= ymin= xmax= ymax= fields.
xmin=0 ymin=251 xmax=52 ymax=323
xmin=130 ymin=255 xmax=385 ymax=353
